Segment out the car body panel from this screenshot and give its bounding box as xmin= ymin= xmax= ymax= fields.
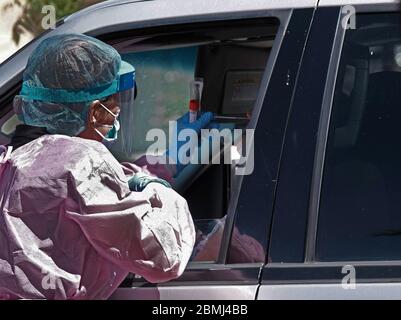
xmin=258 ymin=283 xmax=401 ymax=300
xmin=110 ymin=285 xmax=258 ymax=300
xmin=320 ymin=0 xmax=399 ymax=6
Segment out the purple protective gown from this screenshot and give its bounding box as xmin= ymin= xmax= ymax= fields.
xmin=0 ymin=135 xmax=195 ymax=299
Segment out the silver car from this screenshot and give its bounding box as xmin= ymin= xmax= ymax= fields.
xmin=1 ymin=0 xmax=401 ymax=300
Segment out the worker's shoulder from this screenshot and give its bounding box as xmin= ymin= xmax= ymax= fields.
xmin=46 ymin=134 xmax=108 ymax=154
xmin=13 ymin=134 xmax=106 ymax=156
xmin=10 ymin=134 xmax=114 ymax=175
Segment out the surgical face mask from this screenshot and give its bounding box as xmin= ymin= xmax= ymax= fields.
xmin=101 ymin=121 xmax=120 ymax=149
xmin=101 ymin=119 xmax=120 ymax=148
xmin=93 ymin=101 xmax=120 ymax=145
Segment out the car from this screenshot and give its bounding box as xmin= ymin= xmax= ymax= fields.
xmin=1 ymin=0 xmax=401 ymax=300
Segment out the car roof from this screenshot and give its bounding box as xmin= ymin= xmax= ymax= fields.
xmin=65 ymin=0 xmax=318 ymax=23
xmin=320 ymin=0 xmax=399 ymax=6
xmin=0 ymin=0 xmax=398 ymax=94
xmin=65 ymin=0 xmax=400 ymax=20
xmin=1 ymin=0 xmax=318 ymax=94
xmin=56 ymin=0 xmax=401 ymax=32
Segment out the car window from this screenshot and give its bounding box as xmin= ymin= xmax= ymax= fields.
xmin=105 ymin=19 xmax=280 ymax=264
xmin=316 ymin=13 xmax=401 ymax=261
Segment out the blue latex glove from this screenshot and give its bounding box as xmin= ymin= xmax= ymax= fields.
xmin=128 ymin=172 xmax=171 ymax=192
xmin=166 ymin=111 xmax=214 ymax=174
xmin=176 ymin=111 xmax=215 ymax=134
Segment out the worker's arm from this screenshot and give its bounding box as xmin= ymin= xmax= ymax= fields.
xmin=65 ymin=147 xmax=195 ymax=284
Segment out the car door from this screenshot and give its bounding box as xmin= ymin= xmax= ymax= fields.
xmin=0 ymin=0 xmax=316 ymax=300
xmin=259 ymin=1 xmax=401 ymax=300
xmin=109 ymin=7 xmax=315 ymax=300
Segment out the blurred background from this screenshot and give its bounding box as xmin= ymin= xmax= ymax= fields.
xmin=0 ymin=0 xmax=104 ymax=63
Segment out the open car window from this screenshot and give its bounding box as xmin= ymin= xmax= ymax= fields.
xmin=105 ymin=18 xmax=280 ymax=264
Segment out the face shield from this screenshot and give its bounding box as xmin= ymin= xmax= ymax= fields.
xmin=104 ymin=63 xmax=137 ymax=151
xmin=107 ymin=80 xmax=138 ymax=159
xmin=15 ymin=59 xmax=136 ymax=137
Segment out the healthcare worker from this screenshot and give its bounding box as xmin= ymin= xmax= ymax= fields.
xmin=0 ymin=33 xmax=212 ymax=300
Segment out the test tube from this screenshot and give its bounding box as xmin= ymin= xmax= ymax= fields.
xmin=189 ymin=78 xmax=203 ymax=123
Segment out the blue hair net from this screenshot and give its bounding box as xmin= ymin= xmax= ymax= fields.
xmin=14 ymin=33 xmax=135 ymax=136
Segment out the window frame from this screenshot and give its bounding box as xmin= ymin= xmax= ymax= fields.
xmin=224 ymin=8 xmax=316 ymax=268
xmin=267 ymin=6 xmax=343 ymax=264
xmin=98 ymin=10 xmax=319 ymax=288
xmin=115 ymin=11 xmax=296 ymax=286
xmin=101 ymin=10 xmax=311 ymax=287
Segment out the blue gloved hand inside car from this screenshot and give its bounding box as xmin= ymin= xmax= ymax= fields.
xmin=165 ymin=111 xmax=214 ymax=174
xmin=176 ymin=111 xmax=215 ymax=133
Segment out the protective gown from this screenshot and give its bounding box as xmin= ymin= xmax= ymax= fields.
xmin=0 ymin=134 xmax=195 ymax=299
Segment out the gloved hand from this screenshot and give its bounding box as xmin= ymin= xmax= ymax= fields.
xmin=176 ymin=111 xmax=214 ymax=134
xmin=166 ymin=111 xmax=214 ymax=174
xmin=128 ymin=171 xmax=171 ymax=192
